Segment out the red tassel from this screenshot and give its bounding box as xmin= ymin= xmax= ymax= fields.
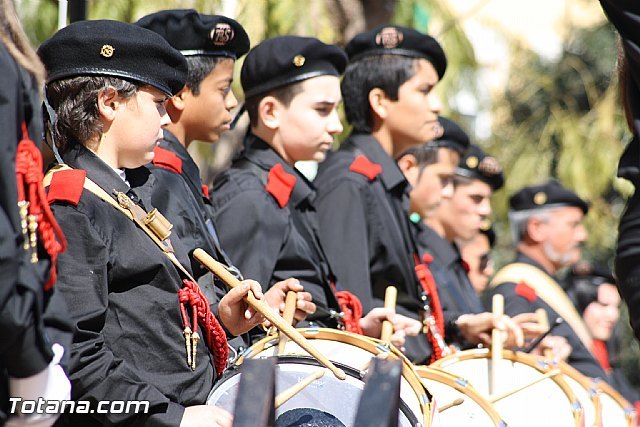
xmin=335 ymin=290 xmax=364 ymax=334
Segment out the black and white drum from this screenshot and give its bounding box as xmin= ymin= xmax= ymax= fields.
xmin=207 ymin=328 xmax=432 ymax=426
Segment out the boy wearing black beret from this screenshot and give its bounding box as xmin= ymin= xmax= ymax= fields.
xmin=39 ymin=19 xmax=267 ymax=427
xmin=314 ymin=28 xmax=526 ymax=363
xmin=138 ymin=10 xmax=311 ymax=329
xmin=210 ymin=35 xmax=420 ymax=346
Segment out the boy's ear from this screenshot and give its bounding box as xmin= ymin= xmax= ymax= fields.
xmin=396 ymin=153 xmax=419 ymax=185
xmin=168 ymin=87 xmax=189 ymax=112
xmin=368 ymin=88 xmax=390 ymax=120
xmin=97 ymin=86 xmax=120 ymax=122
xmin=258 ymin=96 xmax=281 ymax=130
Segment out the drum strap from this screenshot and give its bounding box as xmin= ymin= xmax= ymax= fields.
xmin=43 ymin=164 xmax=229 ymax=377
xmin=489 ymin=263 xmax=593 ymax=351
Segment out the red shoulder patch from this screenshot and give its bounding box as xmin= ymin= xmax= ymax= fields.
xmin=266 ymin=163 xmax=296 ymax=208
xmin=460 ymin=259 xmax=470 ymax=273
xmin=515 ymin=281 xmax=537 ymax=303
xmin=201 ymin=184 xmax=210 ymax=199
xmin=153 ymin=146 xmax=182 ymax=174
xmin=349 ymin=155 xmax=382 ymax=181
xmin=47 ymin=169 xmax=86 ymax=206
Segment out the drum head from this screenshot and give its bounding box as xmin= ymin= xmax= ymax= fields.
xmin=594 ymin=379 xmax=637 ymax=427
xmin=207 ymin=356 xmax=421 ymax=427
xmin=431 ymin=349 xmax=582 ymax=427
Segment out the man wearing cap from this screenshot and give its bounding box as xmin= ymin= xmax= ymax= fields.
xmin=487 ymin=180 xmax=608 ymax=379
xmin=210 ymin=35 xmax=419 ymax=344
xmin=422 ymin=143 xmax=503 ymax=317
xmin=39 ymin=20 xmax=268 ymax=426
xmin=567 ymin=263 xmax=640 ymax=408
xmin=313 ymin=28 xmax=525 ymax=363
xmin=137 ymin=10 xmax=313 ymax=335
xmin=459 ymin=221 xmax=496 ymax=295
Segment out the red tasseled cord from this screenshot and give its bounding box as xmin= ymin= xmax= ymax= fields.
xmin=16 ymin=122 xmax=67 ymax=290
xmin=179 ymin=279 xmax=228 ymax=378
xmin=415 ymin=253 xmax=447 ymax=362
xmin=335 ymin=290 xmax=364 ymax=335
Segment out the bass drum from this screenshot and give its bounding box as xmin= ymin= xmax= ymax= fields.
xmin=430 ymin=348 xmax=584 ymax=427
xmin=415 ymin=366 xmax=507 ymax=427
xmin=209 ymin=328 xmax=432 ymax=427
xmin=594 ymin=378 xmax=638 ymax=427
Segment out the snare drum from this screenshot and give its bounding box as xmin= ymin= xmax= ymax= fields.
xmin=594 ymin=379 xmax=638 ymax=427
xmin=430 ymin=348 xmax=584 ymax=427
xmin=415 ymin=366 xmax=506 ymax=427
xmin=208 ymin=328 xmax=431 ymax=426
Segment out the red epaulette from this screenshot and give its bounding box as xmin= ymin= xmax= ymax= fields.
xmin=266 ymin=163 xmax=296 ymax=208
xmin=201 ymin=184 xmax=210 ymax=199
xmin=47 ymin=169 xmax=86 ymax=206
xmin=515 ymin=281 xmax=537 ymax=303
xmin=153 ymin=146 xmax=182 ymax=174
xmin=349 ymin=154 xmax=382 ymax=181
xmin=460 ymin=259 xmax=470 ymax=273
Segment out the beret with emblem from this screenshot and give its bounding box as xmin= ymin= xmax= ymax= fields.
xmin=345 ymin=25 xmax=447 ymax=79
xmin=568 ymin=261 xmax=616 ymax=313
xmin=241 ymin=35 xmax=347 ymax=99
xmin=136 ymin=9 xmax=249 ymax=59
xmin=509 ymin=179 xmax=589 ymax=214
xmin=38 ymin=19 xmax=187 ymax=96
xmin=457 ymin=144 xmax=504 ymax=191
xmin=430 ymin=117 xmax=470 ymax=154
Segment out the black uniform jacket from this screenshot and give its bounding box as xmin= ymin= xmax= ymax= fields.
xmin=314 ymin=133 xmax=432 ymax=363
xmin=148 ymin=130 xmax=240 ymax=302
xmin=47 ymin=144 xmax=215 ymax=427
xmin=485 ymin=253 xmax=609 ymax=380
xmin=0 ymin=43 xmax=72 ymax=423
xmin=210 ymin=134 xmax=340 ymax=327
xmin=600 ymin=0 xmax=640 ymax=341
xmin=414 ymin=223 xmax=485 ymax=316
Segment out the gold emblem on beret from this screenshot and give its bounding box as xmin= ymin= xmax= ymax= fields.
xmin=293 ymin=55 xmax=306 ymax=67
xmin=465 ymin=156 xmax=479 ymax=169
xmin=478 ymin=156 xmax=502 ymax=176
xmin=100 ymin=45 xmax=114 ymax=58
xmin=210 ymin=23 xmax=234 ymax=46
xmin=533 ymin=192 xmax=547 ymax=205
xmin=375 ymin=27 xmax=403 ymax=49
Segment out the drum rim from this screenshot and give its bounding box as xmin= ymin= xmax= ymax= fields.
xmin=415 ymin=365 xmax=506 ymax=426
xmin=430 ymin=347 xmax=584 ymax=427
xmin=209 ymin=354 xmax=420 ymax=426
xmin=546 ymin=358 xmax=603 ymax=424
xmin=592 ymin=377 xmax=638 ymax=425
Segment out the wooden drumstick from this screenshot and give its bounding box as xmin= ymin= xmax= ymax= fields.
xmin=278 ymin=291 xmax=298 ymax=354
xmin=536 ymin=308 xmax=553 ymax=359
xmin=489 ymin=369 xmax=561 ymax=403
xmin=490 ymin=294 xmax=504 ymax=395
xmin=274 ymin=368 xmax=325 ymax=408
xmin=380 ymin=286 xmax=397 ymax=344
xmin=193 ymin=249 xmax=347 ymax=380
xmin=438 ymin=397 xmax=464 ymax=413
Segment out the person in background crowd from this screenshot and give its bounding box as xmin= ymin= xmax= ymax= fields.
xmin=567 ymin=262 xmax=640 ymax=410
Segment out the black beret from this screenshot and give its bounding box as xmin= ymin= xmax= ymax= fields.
xmin=345 ymin=25 xmax=447 ymax=79
xmin=568 ymin=261 xmax=616 ymax=313
xmin=136 ymin=10 xmax=249 ymax=59
xmin=430 ymin=117 xmax=470 ymax=154
xmin=509 ymin=180 xmax=589 ymax=214
xmin=456 ymin=144 xmax=504 ymax=191
xmin=38 ymin=20 xmax=187 ymax=96
xmin=241 ymin=35 xmax=348 ymax=99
